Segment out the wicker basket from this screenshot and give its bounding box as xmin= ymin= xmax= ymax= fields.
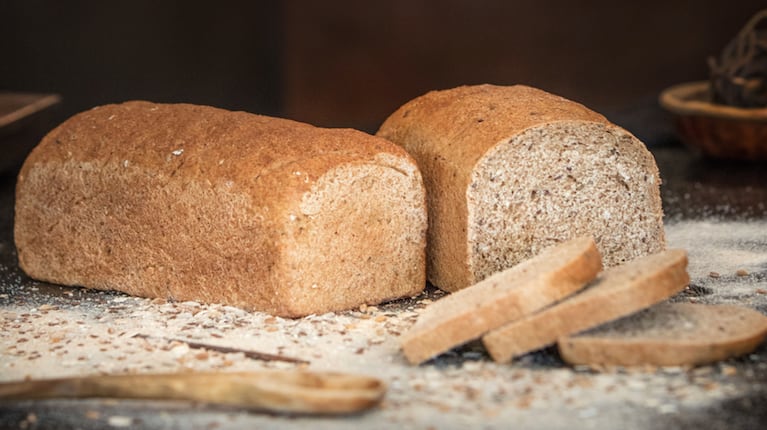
xmin=659 ymin=81 xmax=767 ymax=161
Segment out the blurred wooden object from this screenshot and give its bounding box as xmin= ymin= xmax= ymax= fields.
xmin=0 ymin=93 xmax=60 ymax=174
xmin=0 ymin=93 xmax=59 ymax=130
xmin=0 ymin=370 xmax=386 ymax=415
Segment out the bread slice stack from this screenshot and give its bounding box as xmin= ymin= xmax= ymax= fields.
xmin=401 ymin=236 xmax=602 ymax=364
xmin=402 ymin=237 xmax=685 ymax=364
xmin=482 ymin=248 xmax=689 ymax=363
xmin=402 ymin=239 xmax=767 ymax=367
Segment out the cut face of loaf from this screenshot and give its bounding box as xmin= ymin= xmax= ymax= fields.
xmin=14 ymin=101 xmax=427 ymax=317
xmin=378 ymin=84 xmax=665 ymax=292
xmin=469 ymin=121 xmax=663 ymax=282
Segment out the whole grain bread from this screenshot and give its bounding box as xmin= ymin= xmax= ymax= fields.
xmin=377 ymin=84 xmax=666 ymax=292
xmin=14 ymin=101 xmax=428 ymax=317
xmin=558 ymin=302 xmax=767 ymax=367
xmin=482 ymin=248 xmax=689 ymax=363
xmin=400 ymin=236 xmax=602 ymax=364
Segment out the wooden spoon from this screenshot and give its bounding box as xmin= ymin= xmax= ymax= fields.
xmin=0 ymin=370 xmax=386 ymax=415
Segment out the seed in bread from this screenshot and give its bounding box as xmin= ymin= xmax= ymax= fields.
xmin=401 ymin=236 xmax=602 ymax=365
xmin=377 ymin=84 xmax=666 ymax=292
xmin=558 ymin=302 xmax=767 ymax=367
xmin=482 ymin=248 xmax=689 ymax=363
xmin=14 ymin=101 xmax=428 ymax=317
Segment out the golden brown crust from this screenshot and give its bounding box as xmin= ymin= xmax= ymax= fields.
xmin=15 ymin=101 xmax=427 ymax=317
xmin=557 ymin=303 xmax=767 ymax=367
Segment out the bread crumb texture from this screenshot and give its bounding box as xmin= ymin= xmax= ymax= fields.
xmin=14 ymin=101 xmax=427 ymax=317
xmin=470 ymin=121 xmax=664 ymax=279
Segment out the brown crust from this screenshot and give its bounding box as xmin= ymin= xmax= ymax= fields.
xmin=14 ymin=101 xmax=427 ymax=317
xmin=482 ymin=249 xmax=690 ymax=363
xmin=400 ymin=236 xmax=602 ymax=364
xmin=377 ymin=84 xmax=662 ymax=292
xmin=557 ymin=303 xmax=767 ymax=367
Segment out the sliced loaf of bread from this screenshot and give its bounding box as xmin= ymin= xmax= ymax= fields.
xmin=400 ymin=236 xmax=602 ymax=364
xmin=482 ymin=249 xmax=689 ymax=363
xmin=377 ymin=84 xmax=665 ymax=292
xmin=558 ymin=302 xmax=767 ymax=367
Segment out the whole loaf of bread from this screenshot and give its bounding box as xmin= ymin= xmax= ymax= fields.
xmin=377 ymin=84 xmax=665 ymax=292
xmin=15 ymin=101 xmax=427 ymax=317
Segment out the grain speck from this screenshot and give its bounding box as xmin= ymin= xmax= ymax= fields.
xmin=107 ymin=416 xmax=133 ymax=427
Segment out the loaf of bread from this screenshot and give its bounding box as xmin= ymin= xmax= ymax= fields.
xmin=377 ymin=84 xmax=666 ymax=292
xmin=15 ymin=101 xmax=428 ymax=317
xmin=482 ymin=248 xmax=689 ymax=363
xmin=558 ymin=302 xmax=767 ymax=367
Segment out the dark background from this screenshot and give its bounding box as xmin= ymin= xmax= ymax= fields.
xmin=1 ymin=0 xmax=764 ymax=137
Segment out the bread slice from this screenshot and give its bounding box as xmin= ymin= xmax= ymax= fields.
xmin=482 ymin=249 xmax=689 ymax=363
xmin=400 ymin=236 xmax=602 ymax=364
xmin=377 ymin=84 xmax=665 ymax=292
xmin=558 ymin=302 xmax=767 ymax=367
xmin=14 ymin=101 xmax=428 ymax=317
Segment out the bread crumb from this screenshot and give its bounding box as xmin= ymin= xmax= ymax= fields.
xmin=516 ymin=394 xmax=534 ymax=409
xmin=702 ymin=382 xmax=720 ymax=391
xmin=735 ymin=269 xmax=749 ymax=277
xmin=107 ymin=416 xmax=133 ymax=427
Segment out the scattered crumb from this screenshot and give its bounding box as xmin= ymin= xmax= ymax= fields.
xmin=107 ymin=416 xmax=133 ymax=427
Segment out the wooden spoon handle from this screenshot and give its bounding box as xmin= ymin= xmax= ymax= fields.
xmin=0 ymin=371 xmax=386 ymax=415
